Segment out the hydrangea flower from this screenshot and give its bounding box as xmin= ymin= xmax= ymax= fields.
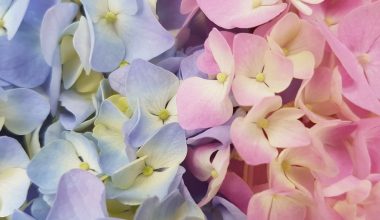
xmin=107 ymin=123 xmax=187 ymax=205
xmin=177 ymin=28 xmax=234 ymax=130
xmin=232 ymin=33 xmax=293 ymax=106
xmin=81 ymin=0 xmax=174 ymax=72
xmin=231 ymin=96 xmax=311 ymax=165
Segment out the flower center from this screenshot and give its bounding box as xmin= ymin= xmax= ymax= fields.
xmin=256 ymin=72 xmax=265 ymax=82
xmin=119 ymin=60 xmax=129 ymax=67
xmin=142 ymin=166 xmax=154 ymax=176
xmin=79 ymin=162 xmax=90 ymax=170
xmin=324 ymin=16 xmax=336 ymax=26
xmin=0 ymin=19 xmax=4 ymax=28
xmin=357 ymin=53 xmax=371 ymax=65
xmin=99 ymin=174 xmax=109 ymax=182
xmin=211 ymin=169 xmax=218 ymax=178
xmin=158 ymin=109 xmax=170 ymax=121
xmin=104 ymin=11 xmax=117 ymax=23
xmin=257 ymin=118 xmax=269 ymax=129
xmin=252 ymin=0 xmax=261 ymax=8
xmin=282 ymin=47 xmax=289 ymax=56
xmin=216 ymin=73 xmax=228 ymax=84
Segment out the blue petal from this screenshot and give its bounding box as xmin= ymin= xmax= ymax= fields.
xmin=125 ymin=59 xmax=179 ymax=111
xmin=0 ymin=0 xmax=54 ymax=88
xmin=0 ymin=88 xmax=50 ymax=135
xmin=137 ymin=123 xmax=187 ymax=168
xmin=123 ymin=102 xmax=163 ymax=148
xmin=40 ymin=2 xmax=78 ymax=65
xmin=31 ymin=197 xmax=50 ymax=220
xmin=2 ymin=0 xmax=30 ymax=40
xmin=12 ymin=211 xmax=35 ymax=220
xmin=27 ymin=140 xmax=80 ymax=193
xmin=0 ymin=136 xmax=29 ymax=167
xmin=46 ymin=169 xmax=108 ymax=220
xmin=117 ymin=0 xmax=174 ymax=61
xmin=59 ymin=90 xmax=95 ymax=130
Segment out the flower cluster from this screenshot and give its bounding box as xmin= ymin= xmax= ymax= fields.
xmin=1 ymin=0 xmax=380 ymax=220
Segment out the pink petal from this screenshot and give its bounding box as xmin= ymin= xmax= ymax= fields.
xmin=186 ymin=144 xmax=218 ymax=181
xmin=230 ymin=117 xmax=277 ymax=166
xmin=312 ymin=18 xmax=380 ymax=115
xmin=247 ymin=189 xmax=307 ymax=220
xmin=208 ymin=28 xmax=234 ymax=74
xmin=197 ymin=30 xmax=235 ymax=75
xmin=269 ymin=12 xmax=301 ymax=48
xmin=337 ymin=1 xmax=380 ymax=53
xmin=233 ymin=33 xmax=267 ymax=77
xmin=220 ymin=172 xmax=253 ymax=213
xmin=196 ymin=0 xmax=286 ymax=29
xmin=198 ymin=145 xmax=230 ymax=207
xmin=266 ymin=109 xmax=311 ymax=148
xmin=264 ymin=51 xmax=293 ymax=92
xmin=232 ymin=75 xmax=274 ymax=106
xmin=176 ymin=77 xmax=233 ymax=130
xmin=287 ymin=51 xmax=315 ymax=79
xmin=245 ymin=96 xmax=282 ymax=123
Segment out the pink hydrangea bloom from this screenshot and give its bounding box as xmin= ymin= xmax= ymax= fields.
xmin=231 ymin=96 xmax=311 ymax=165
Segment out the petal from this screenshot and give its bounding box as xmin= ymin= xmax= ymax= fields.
xmin=267 ymin=107 xmax=305 ymax=121
xmin=123 ymin=103 xmax=163 ymax=148
xmin=1 ymin=89 xmax=50 ymax=135
xmin=230 ymin=117 xmax=277 ymax=165
xmin=337 ymin=1 xmax=380 ymax=53
xmin=287 ymin=51 xmax=315 ymax=79
xmin=207 ymin=28 xmax=233 ymax=74
xmin=177 ymin=77 xmax=233 ymax=130
xmin=108 ymin=65 xmax=130 ymax=96
xmin=247 ymin=190 xmax=307 ymax=220
xmin=73 ymin=16 xmax=92 ymax=74
xmin=116 ymin=1 xmax=174 ymax=62
xmin=232 ymin=75 xmax=274 ymax=106
xmin=269 ymin=13 xmax=301 ymax=48
xmin=111 ymin=156 xmax=146 ymax=189
xmin=266 ymin=116 xmax=311 ymax=148
xmin=0 ymin=168 xmax=30 ymax=217
xmin=87 ymin=19 xmax=125 ymax=72
xmin=137 ymin=123 xmax=187 ymax=168
xmin=245 ymin=96 xmax=282 ymax=123
xmin=40 ymin=2 xmax=79 ymax=66
xmin=59 ymin=90 xmax=95 ymax=130
xmin=0 ymin=136 xmax=29 ymax=170
xmin=46 ymin=170 xmax=107 ymax=220
xmin=219 ymin=172 xmax=253 ymax=213
xmin=64 ymin=132 xmax=102 ymax=173
xmin=312 ymin=19 xmax=380 ymax=115
xmin=187 ymin=125 xmax=231 ymax=147
xmin=125 ymin=59 xmax=179 ymax=111
xmin=186 ymin=144 xmax=217 ymax=181
xmin=0 ymin=24 xmax=51 ymax=88
xmin=211 ymin=197 xmax=247 ymax=220
xmin=27 ymin=140 xmax=80 ymax=193
xmin=198 ymin=145 xmax=230 ymax=207
xmin=0 ymin=0 xmax=12 ymax=16
xmin=197 ymin=0 xmax=286 ymax=29
xmin=264 ymin=51 xmax=293 ymax=93
xmin=109 ymin=0 xmax=138 ymax=15
xmin=3 ymin=0 xmax=30 ymax=40
xmin=110 ymin=166 xmax=179 ymax=205
xmin=233 ymin=33 xmax=267 ymax=77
